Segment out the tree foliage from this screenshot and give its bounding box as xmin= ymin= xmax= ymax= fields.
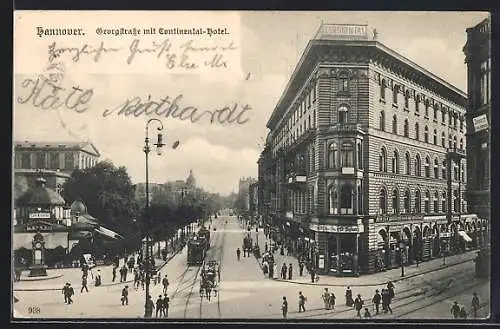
xmin=61 ymin=161 xmax=140 ymax=239
xmin=13 ymin=175 xmax=29 ymax=203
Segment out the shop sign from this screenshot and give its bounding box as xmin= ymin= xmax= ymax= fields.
xmin=318 ymin=255 xmax=325 ymax=269
xmin=29 ymin=212 xmax=51 ymax=219
xmin=473 ymin=114 xmax=488 ymax=132
xmin=310 ymin=224 xmax=363 ymax=233
xmin=286 ymin=211 xmax=293 ymax=219
xmin=316 ymin=24 xmax=369 ymax=41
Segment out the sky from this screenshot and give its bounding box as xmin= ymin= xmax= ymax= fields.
xmin=13 ymin=11 xmax=489 ymax=195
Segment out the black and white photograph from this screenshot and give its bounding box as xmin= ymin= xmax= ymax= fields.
xmin=12 ymin=11 xmax=491 ymax=321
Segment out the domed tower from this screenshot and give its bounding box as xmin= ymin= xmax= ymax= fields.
xmin=186 ymin=169 xmax=196 ymax=187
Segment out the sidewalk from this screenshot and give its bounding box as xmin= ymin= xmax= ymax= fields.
xmin=12 ymin=246 xmax=183 ymax=292
xmin=251 ymin=227 xmax=479 ymax=287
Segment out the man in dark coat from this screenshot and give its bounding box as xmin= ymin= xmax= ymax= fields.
xmin=372 ymin=289 xmax=381 ymax=314
xmin=155 ymin=295 xmax=164 ymax=318
xmin=354 ymin=294 xmax=364 ymax=318
xmin=299 ymin=261 xmax=305 ymax=276
xmin=288 ymin=264 xmax=293 ymax=280
xmin=281 ymin=263 xmax=287 ymax=280
xmin=163 ymin=295 xmax=170 ymax=317
xmin=281 ymin=296 xmax=288 ymax=319
xmin=450 ymin=301 xmax=461 ymax=319
xmin=81 ymin=275 xmax=89 ymax=293
xmin=145 ymin=295 xmax=154 ymax=318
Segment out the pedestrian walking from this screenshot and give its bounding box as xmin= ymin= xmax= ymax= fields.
xmin=299 ymin=260 xmax=304 ymax=276
xmin=163 ymin=295 xmax=170 ymax=317
xmin=162 ymin=275 xmax=169 ymax=294
xmin=281 ymin=263 xmax=287 ymax=280
xmin=372 ymin=289 xmax=381 ymax=314
xmin=459 ymin=306 xmax=467 ymax=319
xmin=156 ymin=295 xmax=163 ymax=318
xmin=236 ymin=248 xmax=241 ymax=261
xmin=288 ymin=263 xmax=293 ymax=280
xmin=363 ymin=308 xmax=372 ymax=319
xmin=382 ymin=289 xmax=393 ymax=314
xmin=345 ymin=286 xmax=354 ymax=307
xmin=145 ymin=295 xmax=154 ymax=318
xmin=310 ymin=267 xmax=316 ymax=283
xmin=354 ymin=294 xmax=364 ymax=318
xmin=329 ymin=292 xmax=336 ymax=310
xmin=322 ymin=288 xmax=331 ymax=310
xmin=472 ymin=292 xmax=480 ymax=318
xmin=451 ymin=301 xmax=461 ymax=319
xmin=81 ymin=275 xmax=89 ymax=293
xmin=121 ymin=285 xmax=129 ymax=306
xmin=298 ymin=291 xmax=307 ymax=312
xmin=122 ymin=265 xmax=128 ymax=282
xmin=387 ymin=281 xmax=395 ymax=299
xmin=95 ymin=270 xmax=102 ymax=287
xmin=62 ymin=283 xmax=70 ymax=303
xmin=281 ymin=296 xmax=288 ymax=319
xmin=112 ymin=265 xmax=117 ymax=282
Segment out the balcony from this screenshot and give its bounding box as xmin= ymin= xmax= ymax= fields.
xmin=327 ymin=123 xmax=365 ymax=135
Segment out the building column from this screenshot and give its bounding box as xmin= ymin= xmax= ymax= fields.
xmin=355 ymin=233 xmax=359 ymax=276
xmin=336 ymin=233 xmax=341 ymax=276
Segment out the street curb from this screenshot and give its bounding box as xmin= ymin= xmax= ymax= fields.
xmin=17 ymin=274 xmax=64 ymax=282
xmin=12 ymin=247 xmax=184 ymax=292
xmin=253 ymin=252 xmax=475 ymax=288
xmin=278 ymin=258 xmax=475 ymax=287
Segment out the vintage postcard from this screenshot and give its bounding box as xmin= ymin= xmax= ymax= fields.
xmin=12 ymin=11 xmax=491 ymax=321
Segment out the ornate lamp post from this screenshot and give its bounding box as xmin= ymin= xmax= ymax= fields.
xmin=143 ymin=118 xmax=179 ymax=318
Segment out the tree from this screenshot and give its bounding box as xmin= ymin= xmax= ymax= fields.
xmin=61 ymin=161 xmax=140 ymax=240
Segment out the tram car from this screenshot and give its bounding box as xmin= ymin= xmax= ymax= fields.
xmin=198 ymin=227 xmax=210 ymax=244
xmin=187 ymin=238 xmax=206 ymax=266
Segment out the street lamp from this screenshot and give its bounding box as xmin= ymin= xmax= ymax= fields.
xmin=399 ymin=241 xmax=405 ymax=277
xmin=143 ymin=118 xmax=179 ymax=318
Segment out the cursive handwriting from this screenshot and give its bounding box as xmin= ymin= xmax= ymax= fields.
xmin=127 ymin=38 xmax=199 ymax=69
xmin=17 ymin=76 xmax=94 ymax=113
xmin=102 ymin=94 xmax=251 ymax=125
xmin=48 ymin=41 xmax=121 ymax=63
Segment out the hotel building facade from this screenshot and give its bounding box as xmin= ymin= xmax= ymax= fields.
xmin=259 ymin=24 xmax=488 ymax=275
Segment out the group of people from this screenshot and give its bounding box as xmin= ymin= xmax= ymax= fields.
xmin=451 ymin=292 xmax=481 ymax=319
xmin=200 ymin=262 xmax=220 ymax=301
xmin=281 ymin=291 xmax=308 ymax=318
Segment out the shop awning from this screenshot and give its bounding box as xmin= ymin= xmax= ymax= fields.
xmin=458 ymin=230 xmax=472 ymax=242
xmin=95 ymin=226 xmax=123 ymax=240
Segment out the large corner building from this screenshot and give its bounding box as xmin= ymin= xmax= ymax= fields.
xmin=259 ymin=24 xmax=489 ymax=276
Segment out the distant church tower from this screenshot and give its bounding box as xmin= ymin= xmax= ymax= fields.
xmin=186 ymin=169 xmax=196 ymax=187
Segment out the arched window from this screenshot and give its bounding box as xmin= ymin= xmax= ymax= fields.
xmin=379 ymin=111 xmax=385 ymax=131
xmin=453 ymin=136 xmax=457 ymax=149
xmin=328 ymin=185 xmax=338 ymax=215
xmin=403 ymin=119 xmax=409 ymax=137
xmin=448 ymin=134 xmax=452 ymax=149
xmin=340 ymin=184 xmax=353 ymax=214
xmin=393 ymin=85 xmax=399 ymax=104
xmin=433 ymin=129 xmax=437 ymax=145
xmin=379 ymin=148 xmax=387 ymax=172
xmin=392 ymin=150 xmax=399 ymax=174
xmin=425 ymin=99 xmax=430 ymax=117
xmin=460 ymin=117 xmax=464 ymax=131
xmin=416 ymin=94 xmax=421 ymax=113
xmin=357 ymin=184 xmax=363 ymax=215
xmin=403 ymin=189 xmax=411 ymax=213
xmin=338 ymin=104 xmax=349 ymax=124
xmin=405 ymin=152 xmax=411 ymax=175
xmin=433 ymin=191 xmax=439 ymax=213
xmin=341 ymin=141 xmax=354 ymax=167
xmin=415 ymin=190 xmax=421 ymax=213
xmin=442 ymin=160 xmax=447 ymax=180
xmin=415 ymin=154 xmax=421 ymax=176
xmin=379 ymin=188 xmax=387 ymax=214
xmin=415 ymin=123 xmax=420 ymax=140
xmin=425 ymin=156 xmax=430 ymax=177
xmin=454 ymin=163 xmax=458 ymax=181
xmin=357 ymin=140 xmax=363 ymax=170
xmin=328 ymin=142 xmax=338 ymax=169
xmin=392 ymin=115 xmax=398 ymax=134
xmin=433 ymin=105 xmax=438 ymax=120
xmin=459 ymin=138 xmax=464 ymax=150
xmin=392 ymin=189 xmax=399 ymax=214
xmin=441 ymin=132 xmax=446 ymax=147
xmin=424 ymin=126 xmax=429 ymax=143
xmin=442 ymin=191 xmax=447 ymax=212
xmin=434 ymin=158 xmax=439 ymax=178
xmin=424 ymin=190 xmax=431 ymax=213
xmin=442 ymin=106 xmax=446 ymax=123
xmin=380 ymin=79 xmax=386 ymax=100
xmin=404 ymin=90 xmax=410 ymax=108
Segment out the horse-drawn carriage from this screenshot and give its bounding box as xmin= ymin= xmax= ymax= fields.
xmin=199 ymin=259 xmax=219 ymax=299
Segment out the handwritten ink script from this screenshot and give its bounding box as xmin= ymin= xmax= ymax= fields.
xmin=47 ymin=38 xmax=237 ymax=70
xmin=103 ymin=94 xmax=251 ymax=125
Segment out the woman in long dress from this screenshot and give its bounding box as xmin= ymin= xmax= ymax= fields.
xmin=273 ymin=263 xmax=279 ymax=279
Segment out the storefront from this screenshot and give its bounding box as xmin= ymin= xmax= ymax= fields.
xmin=311 ymin=223 xmax=363 ymax=276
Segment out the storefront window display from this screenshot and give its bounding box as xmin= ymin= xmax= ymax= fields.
xmin=328 ymin=235 xmax=356 ymax=275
